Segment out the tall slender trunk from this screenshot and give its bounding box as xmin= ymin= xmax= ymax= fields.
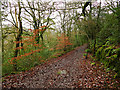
xmin=1 ymin=18 xmax=4 ymax=62
xmin=14 ymin=1 xmax=23 ymax=71
xmin=118 ymin=1 xmax=120 ymax=43
xmin=93 ymin=39 xmax=96 ymax=57
xmin=63 ymin=0 xmax=66 ymax=51
xmin=0 ymin=3 xmax=3 ymax=62
xmin=0 ymin=3 xmax=3 ymax=70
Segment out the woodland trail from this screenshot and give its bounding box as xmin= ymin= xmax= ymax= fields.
xmin=2 ymin=44 xmax=120 ymax=89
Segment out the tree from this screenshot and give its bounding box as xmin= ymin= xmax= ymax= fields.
xmin=2 ymin=1 xmax=24 ymax=71
xmin=22 ymin=0 xmax=54 ymax=43
xmin=82 ymin=0 xmax=92 ymax=17
xmin=0 ymin=1 xmax=3 ymax=62
xmin=13 ymin=1 xmax=23 ymax=71
xmin=1 ymin=1 xmax=9 ymax=62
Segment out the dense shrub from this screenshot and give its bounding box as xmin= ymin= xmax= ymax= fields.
xmin=94 ymin=41 xmax=120 ymax=77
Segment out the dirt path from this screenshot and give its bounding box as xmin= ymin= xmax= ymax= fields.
xmin=2 ymin=44 xmax=120 ymax=89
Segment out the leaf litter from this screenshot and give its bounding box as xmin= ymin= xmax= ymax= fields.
xmin=2 ymin=44 xmax=120 ymax=89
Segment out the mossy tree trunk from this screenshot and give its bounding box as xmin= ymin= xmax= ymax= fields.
xmin=117 ymin=1 xmax=120 ymax=43
xmin=14 ymin=1 xmax=23 ymax=71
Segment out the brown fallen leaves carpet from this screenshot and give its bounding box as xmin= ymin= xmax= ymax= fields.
xmin=2 ymin=44 xmax=120 ymax=89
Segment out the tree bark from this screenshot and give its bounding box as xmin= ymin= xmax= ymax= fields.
xmin=82 ymin=1 xmax=92 ymax=17
xmin=14 ymin=1 xmax=23 ymax=71
xmin=118 ymin=1 xmax=120 ymax=43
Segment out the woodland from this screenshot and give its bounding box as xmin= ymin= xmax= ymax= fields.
xmin=0 ymin=0 xmax=120 ymax=88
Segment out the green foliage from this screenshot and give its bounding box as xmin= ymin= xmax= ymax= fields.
xmin=2 ymin=63 xmax=13 ymax=76
xmin=114 ymin=73 xmax=118 ymax=78
xmin=83 ymin=53 xmax=88 ymax=59
xmin=113 ymin=48 xmax=120 ymax=57
xmin=85 ymin=49 xmax=91 ymax=53
xmin=2 ymin=28 xmax=78 ymax=76
xmin=91 ymin=62 xmax=95 ymax=66
xmin=95 ymin=45 xmax=106 ymax=61
xmin=83 ymin=53 xmax=88 ymax=56
xmin=2 ymin=0 xmax=120 ymax=79
xmin=81 ymin=1 xmax=120 ymax=78
xmin=97 ymin=13 xmax=119 ymax=45
xmin=94 ymin=41 xmax=120 ymax=77
xmin=105 ymin=46 xmax=114 ymax=57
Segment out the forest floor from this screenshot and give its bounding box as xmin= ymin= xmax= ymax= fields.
xmin=2 ymin=44 xmax=120 ymax=89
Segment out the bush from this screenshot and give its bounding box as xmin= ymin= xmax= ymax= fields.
xmin=94 ymin=41 xmax=120 ymax=77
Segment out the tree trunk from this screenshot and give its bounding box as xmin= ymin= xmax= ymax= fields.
xmin=93 ymin=39 xmax=96 ymax=57
xmin=0 ymin=6 xmax=3 ymax=62
xmin=1 ymin=18 xmax=4 ymax=62
xmin=118 ymin=1 xmax=120 ymax=43
xmin=14 ymin=1 xmax=23 ymax=71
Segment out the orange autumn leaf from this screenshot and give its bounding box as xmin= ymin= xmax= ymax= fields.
xmin=24 ymin=52 xmax=32 ymax=56
xmin=28 ymin=29 xmax=33 ymax=31
xmin=39 ymin=25 xmax=47 ymax=32
xmin=11 ymin=26 xmax=47 ymax=62
xmin=14 ymin=46 xmax=23 ymax=50
xmin=10 ymin=62 xmax=16 ymax=64
xmin=56 ymin=33 xmax=72 ymax=50
xmin=11 ymin=57 xmax=15 ymax=61
xmin=16 ymin=56 xmax=22 ymax=60
xmin=49 ymin=48 xmax=54 ymax=51
xmin=14 ymin=41 xmax=22 ymax=44
xmin=40 ymin=25 xmax=46 ymax=28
